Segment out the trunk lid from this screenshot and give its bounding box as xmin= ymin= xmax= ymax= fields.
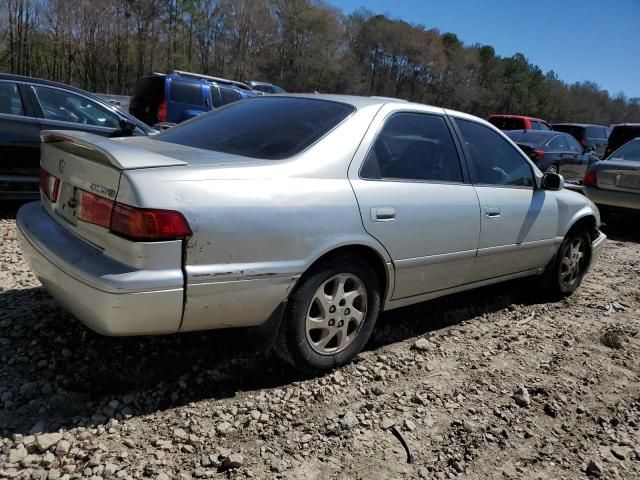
xmin=595 ymin=159 xmax=640 ymax=193
xmin=39 ymin=130 xmax=187 ymax=246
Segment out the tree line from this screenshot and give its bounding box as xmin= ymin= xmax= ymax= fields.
xmin=2 ymin=0 xmax=639 ymax=125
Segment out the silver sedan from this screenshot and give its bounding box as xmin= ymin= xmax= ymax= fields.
xmin=583 ymin=138 xmax=640 ymax=215
xmin=17 ymin=94 xmax=606 ymax=372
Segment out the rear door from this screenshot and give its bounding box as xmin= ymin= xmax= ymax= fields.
xmin=349 ymin=106 xmax=481 ymax=299
xmin=0 ymin=80 xmax=42 ymax=180
xmin=453 ymin=117 xmax=558 ymax=279
xmin=29 ymin=84 xmax=122 ymax=137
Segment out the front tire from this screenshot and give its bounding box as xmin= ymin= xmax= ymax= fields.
xmin=539 ymin=229 xmax=590 ymax=297
xmin=274 ymin=255 xmax=381 ymax=373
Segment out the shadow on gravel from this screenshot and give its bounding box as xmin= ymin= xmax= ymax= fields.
xmin=0 ymin=200 xmax=31 ymax=220
xmin=601 ymin=212 xmax=640 ymax=244
xmin=0 ymin=276 xmax=545 ymax=437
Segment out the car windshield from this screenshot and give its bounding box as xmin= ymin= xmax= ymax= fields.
xmin=155 ymin=97 xmax=354 ymax=160
xmin=610 ymin=140 xmax=640 ymax=161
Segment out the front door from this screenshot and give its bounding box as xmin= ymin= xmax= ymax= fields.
xmin=349 ymin=109 xmax=481 ymax=299
xmin=453 ymin=118 xmax=559 ymax=279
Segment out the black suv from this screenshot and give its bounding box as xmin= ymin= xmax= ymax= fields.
xmin=0 ymin=74 xmax=153 ymax=199
xmin=604 ymin=124 xmax=640 ymax=159
xmin=552 ymin=123 xmax=610 ymax=158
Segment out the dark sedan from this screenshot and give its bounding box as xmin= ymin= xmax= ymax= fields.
xmin=505 ymin=130 xmax=597 ymax=183
xmin=0 ymin=74 xmax=154 ymax=199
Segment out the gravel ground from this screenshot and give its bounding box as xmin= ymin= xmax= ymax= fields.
xmin=1 ymin=202 xmax=639 ymax=480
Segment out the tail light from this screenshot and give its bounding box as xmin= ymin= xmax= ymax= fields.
xmin=157 ymin=101 xmax=167 ymax=123
xmin=583 ymin=169 xmax=598 ymax=187
xmin=111 ymin=203 xmax=192 ymax=241
xmin=76 ymin=189 xmax=191 ymax=241
xmin=77 ymin=191 xmax=114 ymax=228
xmin=39 ymin=168 xmax=60 ymax=202
xmin=533 ymin=149 xmax=545 ymax=160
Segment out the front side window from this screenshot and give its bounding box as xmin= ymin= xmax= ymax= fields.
xmin=530 ymin=121 xmax=540 ymax=130
xmin=0 ymin=82 xmax=25 ymax=116
xmin=539 ymin=122 xmax=552 ymax=131
xmin=360 ymin=112 xmax=463 ymax=182
xmin=456 ymin=119 xmax=534 ymax=187
xmin=32 ymin=86 xmax=119 ymax=128
xmin=156 ymin=97 xmax=354 ymax=160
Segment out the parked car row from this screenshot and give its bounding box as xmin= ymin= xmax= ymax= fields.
xmin=129 ymin=71 xmax=286 ymax=128
xmin=0 ymin=73 xmax=155 ymax=199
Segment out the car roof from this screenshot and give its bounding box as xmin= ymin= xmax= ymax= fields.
xmin=553 ymin=123 xmax=604 ymax=127
xmin=272 ymin=93 xmax=411 ymax=109
xmin=0 ymin=73 xmax=107 ymax=100
xmin=489 ymin=114 xmax=548 ymax=121
xmin=506 ymin=129 xmax=558 ymax=137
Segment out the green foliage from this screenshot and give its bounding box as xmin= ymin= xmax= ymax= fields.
xmin=1 ymin=0 xmax=638 ymax=124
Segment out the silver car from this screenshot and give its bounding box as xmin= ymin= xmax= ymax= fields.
xmin=17 ymin=95 xmax=606 ymax=372
xmin=583 ymin=138 xmax=640 ymax=215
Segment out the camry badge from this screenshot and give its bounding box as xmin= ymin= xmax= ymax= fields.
xmin=59 ymin=158 xmax=66 ymax=174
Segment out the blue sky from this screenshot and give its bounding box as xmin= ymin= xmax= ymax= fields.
xmin=330 ymin=0 xmax=640 ymax=99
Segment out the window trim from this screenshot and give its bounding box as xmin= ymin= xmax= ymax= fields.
xmin=357 ymin=110 xmax=471 ymax=186
xmin=30 ymin=84 xmax=121 ymax=130
xmin=451 ymin=117 xmax=537 ymax=190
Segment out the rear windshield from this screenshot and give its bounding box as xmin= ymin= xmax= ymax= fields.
xmin=553 ymin=124 xmax=585 ymax=138
xmin=489 ymin=117 xmax=525 ymax=130
xmin=155 ymin=97 xmax=355 ymax=160
xmin=505 ymin=130 xmax=550 ymax=145
xmin=608 ymin=125 xmax=640 ymax=151
xmin=132 ymin=76 xmax=164 ymax=104
xmin=609 ymin=139 xmax=640 ymax=161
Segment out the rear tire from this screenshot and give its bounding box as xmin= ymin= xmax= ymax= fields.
xmin=274 ymin=255 xmax=381 ymax=373
xmin=538 ymin=229 xmax=590 ymax=298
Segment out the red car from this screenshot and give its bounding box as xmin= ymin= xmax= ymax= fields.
xmin=489 ymin=114 xmax=552 ymax=131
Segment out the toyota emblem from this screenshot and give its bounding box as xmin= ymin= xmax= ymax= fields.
xmin=59 ymin=158 xmax=66 ymax=174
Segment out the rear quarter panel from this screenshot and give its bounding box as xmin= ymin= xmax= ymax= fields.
xmin=116 ymin=102 xmax=391 ymax=330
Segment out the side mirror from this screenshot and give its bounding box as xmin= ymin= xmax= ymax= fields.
xmin=541 ymin=172 xmax=564 ymax=191
xmin=110 ymin=118 xmax=136 ymax=137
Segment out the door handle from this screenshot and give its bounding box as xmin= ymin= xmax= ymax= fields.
xmin=371 ymin=207 xmax=396 ymax=222
xmin=484 ymin=207 xmax=501 ymax=218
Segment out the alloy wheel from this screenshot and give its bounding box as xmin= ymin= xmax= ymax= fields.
xmin=559 ymin=236 xmax=586 ymax=288
xmin=305 ymin=273 xmax=368 ymax=355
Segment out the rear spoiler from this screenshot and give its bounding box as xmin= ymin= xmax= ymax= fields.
xmin=41 ymin=130 xmax=187 ymax=170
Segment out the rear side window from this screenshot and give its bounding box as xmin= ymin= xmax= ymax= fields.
xmin=219 ymin=88 xmax=241 ymax=105
xmin=456 ymin=119 xmax=534 ymax=187
xmin=169 ymin=81 xmax=202 ymax=105
xmin=489 ymin=117 xmax=525 ymax=130
xmin=0 ymin=82 xmax=25 ymax=116
xmin=360 ymin=113 xmax=463 ymax=183
xmin=530 ymin=121 xmax=540 ymax=130
xmin=548 ymin=135 xmax=569 ymax=150
xmin=156 ymin=97 xmax=354 ymax=160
